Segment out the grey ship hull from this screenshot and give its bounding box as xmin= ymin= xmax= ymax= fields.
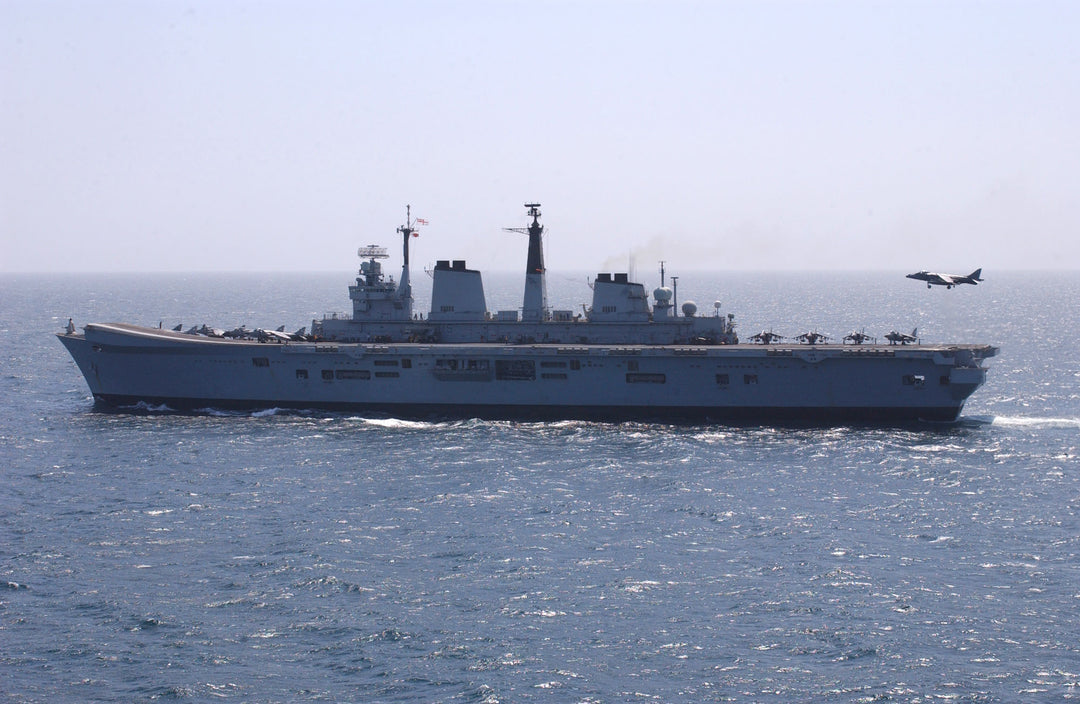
xmin=58 ymin=323 xmax=997 ymax=424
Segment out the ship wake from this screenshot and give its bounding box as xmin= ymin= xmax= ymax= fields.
xmin=965 ymin=415 xmax=1080 ymax=429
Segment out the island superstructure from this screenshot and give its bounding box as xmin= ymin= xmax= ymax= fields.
xmin=313 ymin=204 xmax=736 ymax=346
xmin=57 ymin=204 xmax=998 ymax=423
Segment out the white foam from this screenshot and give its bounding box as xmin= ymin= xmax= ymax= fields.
xmin=988 ymin=416 xmax=1080 ymax=429
xmin=250 ymin=407 xmax=284 ymax=417
xmin=360 ymin=417 xmax=438 ymax=430
xmin=128 ymin=401 xmax=174 ymax=413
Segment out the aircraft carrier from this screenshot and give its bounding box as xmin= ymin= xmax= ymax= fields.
xmin=57 ymin=204 xmax=998 ymax=423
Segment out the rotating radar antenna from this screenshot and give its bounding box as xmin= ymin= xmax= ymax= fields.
xmin=357 ymin=245 xmax=389 ymax=260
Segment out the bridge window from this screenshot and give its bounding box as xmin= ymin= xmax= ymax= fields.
xmin=252 ymin=357 xmax=270 ymax=368
xmin=716 ymin=373 xmax=730 ymax=385
xmin=744 ymin=374 xmax=758 ymax=385
xmin=296 ymin=369 xmax=308 ymax=379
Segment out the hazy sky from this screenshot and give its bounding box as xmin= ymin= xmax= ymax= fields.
xmin=2 ymin=0 xmax=1077 ymax=273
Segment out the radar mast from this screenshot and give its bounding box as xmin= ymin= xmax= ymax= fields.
xmin=504 ymin=203 xmax=548 ymax=322
xmin=396 ymin=204 xmax=417 ymax=303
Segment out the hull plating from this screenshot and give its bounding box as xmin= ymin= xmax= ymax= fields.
xmin=59 ymin=324 xmax=993 ymax=425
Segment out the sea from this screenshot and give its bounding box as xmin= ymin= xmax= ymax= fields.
xmin=1 ymin=269 xmax=1078 ymax=703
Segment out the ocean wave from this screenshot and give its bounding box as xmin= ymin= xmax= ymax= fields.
xmin=124 ymin=400 xmax=175 ymax=413
xmin=195 ymin=406 xmax=314 ymax=418
xmin=196 ymin=406 xmax=267 ymax=417
xmin=249 ymin=407 xmax=285 ymax=418
xmin=357 ymin=417 xmax=443 ymax=430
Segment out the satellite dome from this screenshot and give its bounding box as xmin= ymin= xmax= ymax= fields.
xmin=681 ymin=301 xmax=698 ymax=317
xmin=653 ymin=286 xmax=673 ymax=302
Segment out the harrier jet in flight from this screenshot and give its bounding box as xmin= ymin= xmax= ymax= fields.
xmin=906 ymin=268 xmax=983 ymax=289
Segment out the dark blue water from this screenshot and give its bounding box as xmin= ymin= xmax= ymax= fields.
xmin=2 ymin=271 xmax=1078 ymax=702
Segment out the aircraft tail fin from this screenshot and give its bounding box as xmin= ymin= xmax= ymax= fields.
xmin=911 ymin=327 xmax=918 ymax=338
xmin=967 ymin=268 xmax=983 ymax=282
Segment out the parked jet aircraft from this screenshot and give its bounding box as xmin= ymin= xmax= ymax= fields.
xmin=906 ymin=268 xmax=983 ymax=289
xmin=749 ymin=330 xmax=785 ymax=344
xmin=256 ymin=328 xmax=293 ymax=343
xmin=885 ymin=328 xmax=918 ymax=345
xmin=795 ymin=331 xmax=829 ymax=345
xmin=842 ymin=329 xmax=875 ymax=345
